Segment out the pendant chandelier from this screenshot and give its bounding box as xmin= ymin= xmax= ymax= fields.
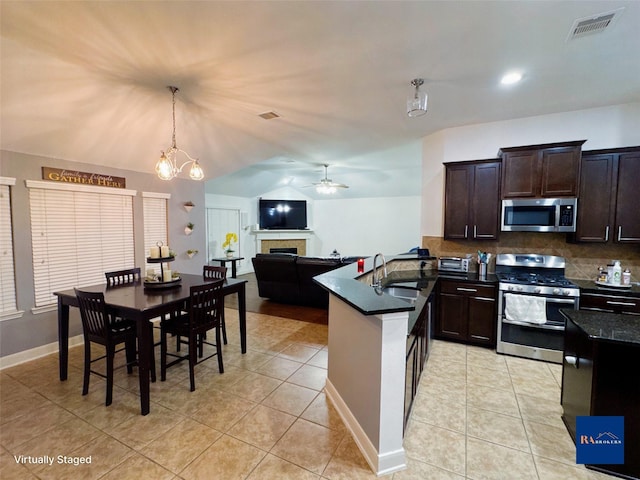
xmin=407 ymin=78 xmax=428 ymax=117
xmin=155 ymin=86 xmax=204 ymax=181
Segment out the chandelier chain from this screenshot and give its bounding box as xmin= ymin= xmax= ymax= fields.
xmin=171 ymin=86 xmax=178 ymax=150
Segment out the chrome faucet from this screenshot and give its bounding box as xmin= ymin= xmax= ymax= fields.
xmin=371 ymin=253 xmax=388 ymax=288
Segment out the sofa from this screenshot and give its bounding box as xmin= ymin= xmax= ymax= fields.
xmin=251 ymin=253 xmax=358 ymax=308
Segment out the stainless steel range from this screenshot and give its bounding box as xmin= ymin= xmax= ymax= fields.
xmin=496 ymin=253 xmax=580 ymax=363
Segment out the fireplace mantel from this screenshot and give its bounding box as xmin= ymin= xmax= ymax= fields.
xmin=251 ymin=229 xmax=314 ymax=256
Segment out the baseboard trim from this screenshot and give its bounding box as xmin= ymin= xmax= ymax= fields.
xmin=325 ymin=379 xmax=406 ymax=476
xmin=0 ymin=335 xmax=84 ymax=370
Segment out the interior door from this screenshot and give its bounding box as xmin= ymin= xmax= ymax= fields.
xmin=206 ymin=208 xmax=241 ymax=262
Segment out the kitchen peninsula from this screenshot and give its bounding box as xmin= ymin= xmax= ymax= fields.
xmin=560 ymin=309 xmax=640 ymax=479
xmin=314 ymin=255 xmax=436 ymax=476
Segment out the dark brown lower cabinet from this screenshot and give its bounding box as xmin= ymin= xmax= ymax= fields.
xmin=404 ymin=292 xmax=433 ymax=430
xmin=436 ymin=279 xmax=496 ymax=347
xmin=580 ymin=291 xmax=640 ymax=315
xmin=561 ymin=317 xmax=640 ymax=479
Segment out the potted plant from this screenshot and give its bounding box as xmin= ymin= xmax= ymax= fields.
xmin=186 ymin=249 xmax=198 ymax=259
xmin=185 ymin=222 xmax=194 ymax=235
xmin=222 ymin=232 xmax=238 ymax=258
xmin=183 ymin=201 xmax=195 ymax=212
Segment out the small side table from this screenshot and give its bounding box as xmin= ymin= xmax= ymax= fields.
xmin=210 ymin=257 xmax=244 ymax=278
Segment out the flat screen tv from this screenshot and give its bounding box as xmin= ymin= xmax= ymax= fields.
xmin=259 ymin=199 xmax=307 ymax=230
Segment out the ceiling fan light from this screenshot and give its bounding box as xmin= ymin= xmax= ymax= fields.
xmin=407 ymin=78 xmax=428 ymax=117
xmin=316 ymin=183 xmax=336 ymax=194
xmin=311 ymin=164 xmax=347 ymax=194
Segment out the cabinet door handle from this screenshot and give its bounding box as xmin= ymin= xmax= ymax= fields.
xmin=617 ymin=225 xmax=640 ymax=241
xmin=605 ymin=225 xmax=609 ymax=242
xmin=473 ymin=225 xmax=477 ymax=238
xmin=470 ymin=335 xmax=490 ymax=341
xmin=456 ymin=287 xmax=477 ymax=292
xmin=606 ymin=300 xmax=637 ymax=307
xmin=464 ymin=225 xmax=468 ymax=238
xmin=565 ymin=355 xmax=578 ymax=368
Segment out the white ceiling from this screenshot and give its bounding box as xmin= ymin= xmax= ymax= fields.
xmin=2 ymin=1 xmax=639 ymax=199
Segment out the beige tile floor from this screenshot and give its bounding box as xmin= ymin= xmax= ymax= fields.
xmin=0 ymin=309 xmax=614 ymax=479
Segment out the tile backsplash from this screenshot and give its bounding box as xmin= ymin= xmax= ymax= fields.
xmin=422 ymin=233 xmax=640 ymax=282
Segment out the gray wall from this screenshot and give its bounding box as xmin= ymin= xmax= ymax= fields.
xmin=0 ymin=151 xmax=207 ymax=359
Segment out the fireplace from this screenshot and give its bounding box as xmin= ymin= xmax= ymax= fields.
xmin=260 ymin=239 xmax=306 ymax=255
xmin=253 ymin=229 xmax=314 ymax=256
xmin=270 ymin=247 xmax=297 ymax=254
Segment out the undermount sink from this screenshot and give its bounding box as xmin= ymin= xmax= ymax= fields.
xmin=381 ymin=286 xmax=420 ymax=303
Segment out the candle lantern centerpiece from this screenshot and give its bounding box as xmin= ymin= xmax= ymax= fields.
xmin=144 ymin=241 xmax=181 ymax=289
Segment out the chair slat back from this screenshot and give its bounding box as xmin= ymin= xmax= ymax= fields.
xmin=203 ymin=265 xmax=227 ymax=280
xmin=188 ymin=279 xmax=224 ymax=331
xmin=75 ymin=289 xmax=110 ymax=339
xmin=105 ymin=267 xmax=141 ymax=287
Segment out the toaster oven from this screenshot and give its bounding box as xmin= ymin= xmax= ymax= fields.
xmin=438 ymin=257 xmax=470 ymax=273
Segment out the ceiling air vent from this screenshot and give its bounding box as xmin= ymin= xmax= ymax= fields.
xmin=567 ymin=8 xmax=624 ymax=40
xmin=258 ymin=111 xmax=280 ymax=120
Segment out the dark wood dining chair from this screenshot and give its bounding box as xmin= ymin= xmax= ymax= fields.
xmin=203 ymin=265 xmax=228 ymax=344
xmin=105 ymin=267 xmax=141 ymax=286
xmin=160 ymin=279 xmax=225 ymax=391
xmin=104 ymin=267 xmax=156 ymax=382
xmin=74 ymin=288 xmax=138 ymax=406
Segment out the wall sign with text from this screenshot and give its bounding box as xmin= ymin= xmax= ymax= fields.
xmin=42 ymin=167 xmax=126 ymax=189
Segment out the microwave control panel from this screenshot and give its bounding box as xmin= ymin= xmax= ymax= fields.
xmin=559 ymin=205 xmax=575 ymax=227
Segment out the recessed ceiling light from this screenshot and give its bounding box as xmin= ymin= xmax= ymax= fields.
xmin=500 ymin=71 xmax=523 ymax=85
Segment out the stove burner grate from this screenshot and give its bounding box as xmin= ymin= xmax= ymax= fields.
xmin=497 ymin=273 xmax=577 ymax=288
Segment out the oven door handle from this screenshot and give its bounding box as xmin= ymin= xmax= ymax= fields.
xmin=544 ymin=298 xmax=577 ymax=304
xmin=501 ymin=318 xmax=565 ymax=331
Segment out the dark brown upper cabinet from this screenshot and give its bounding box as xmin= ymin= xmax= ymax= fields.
xmin=499 ymin=140 xmax=585 ymax=198
xmin=574 ymin=147 xmax=640 ymax=243
xmin=444 ymin=159 xmax=501 ymax=240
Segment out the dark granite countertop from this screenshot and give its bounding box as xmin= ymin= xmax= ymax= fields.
xmin=314 ymin=254 xmax=497 ymax=319
xmin=436 ymin=271 xmax=499 ymax=284
xmin=570 ymin=278 xmax=640 ymax=298
xmin=560 ymin=309 xmax=640 ymax=346
xmin=314 ymin=255 xmax=434 ymax=316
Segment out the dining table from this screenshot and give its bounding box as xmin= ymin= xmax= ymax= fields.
xmin=54 ymin=273 xmax=247 ymax=415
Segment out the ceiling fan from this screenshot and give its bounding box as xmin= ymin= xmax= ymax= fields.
xmin=310 ymin=164 xmax=349 ymax=194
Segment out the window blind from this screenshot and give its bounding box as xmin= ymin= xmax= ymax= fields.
xmin=27 ymin=181 xmax=136 ymax=307
xmin=0 ymin=178 xmax=17 ymax=316
xmin=142 ymin=192 xmax=170 ymax=275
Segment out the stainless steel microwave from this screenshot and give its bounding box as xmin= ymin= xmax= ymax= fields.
xmin=501 ymin=198 xmax=577 ymax=232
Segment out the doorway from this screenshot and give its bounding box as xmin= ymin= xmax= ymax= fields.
xmin=206 ymin=208 xmax=240 ymax=262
